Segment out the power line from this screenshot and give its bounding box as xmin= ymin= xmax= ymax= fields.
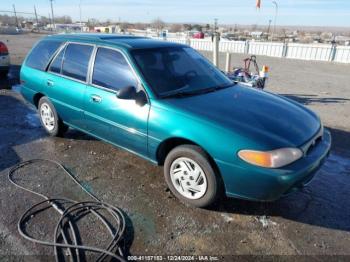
xmin=0 ymin=10 xmax=36 ymax=16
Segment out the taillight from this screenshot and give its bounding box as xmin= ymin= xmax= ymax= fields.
xmin=0 ymin=42 xmax=8 ymax=55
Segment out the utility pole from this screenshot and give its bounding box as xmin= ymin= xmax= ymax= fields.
xmin=214 ymin=18 xmax=218 ymax=32
xmin=49 ymin=0 xmax=55 ymax=31
xmin=12 ymin=4 xmax=19 ymax=28
xmin=48 ymin=12 xmax=52 ymax=30
xmin=267 ymin=19 xmax=272 ymax=39
xmin=79 ymin=0 xmax=82 ymax=32
xmin=272 ymin=1 xmax=278 ymax=41
xmin=34 ymin=5 xmax=39 ymax=31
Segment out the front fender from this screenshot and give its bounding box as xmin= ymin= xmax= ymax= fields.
xmin=147 ymin=100 xmax=261 ymax=165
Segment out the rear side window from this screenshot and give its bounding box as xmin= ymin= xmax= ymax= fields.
xmin=62 ymin=43 xmax=93 ymax=81
xmin=49 ymin=47 xmax=65 ymax=74
xmin=92 ymin=48 xmax=138 ymax=91
xmin=26 ymin=40 xmax=63 ymax=71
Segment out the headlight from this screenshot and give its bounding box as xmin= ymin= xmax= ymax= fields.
xmin=238 ymin=148 xmax=303 ymax=168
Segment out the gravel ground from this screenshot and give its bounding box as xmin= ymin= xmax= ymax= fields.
xmin=0 ymin=33 xmax=350 ymax=260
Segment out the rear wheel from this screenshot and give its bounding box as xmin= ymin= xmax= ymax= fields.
xmin=164 ymin=145 xmax=222 ymax=207
xmin=38 ymin=97 xmax=68 ymax=137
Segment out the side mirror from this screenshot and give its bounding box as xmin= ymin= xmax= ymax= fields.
xmin=116 ymin=85 xmax=137 ymax=99
xmin=116 ymin=85 xmax=148 ymax=106
xmin=135 ymin=91 xmax=148 ymax=107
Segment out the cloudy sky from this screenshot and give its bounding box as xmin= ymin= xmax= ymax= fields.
xmin=3 ymin=0 xmax=350 ymax=26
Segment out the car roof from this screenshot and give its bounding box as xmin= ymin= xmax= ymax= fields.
xmin=45 ymin=33 xmax=186 ymax=50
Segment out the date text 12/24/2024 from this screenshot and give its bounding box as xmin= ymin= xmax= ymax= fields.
xmin=127 ymin=255 xmax=219 ymax=261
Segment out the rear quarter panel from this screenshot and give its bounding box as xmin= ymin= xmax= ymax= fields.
xmin=20 ymin=66 xmax=47 ymax=105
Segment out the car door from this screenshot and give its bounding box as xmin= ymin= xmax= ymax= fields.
xmin=45 ymin=42 xmax=94 ymax=128
xmin=84 ymin=47 xmax=150 ymax=156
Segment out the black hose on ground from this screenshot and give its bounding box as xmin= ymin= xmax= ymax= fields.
xmin=8 ymin=159 xmax=127 ymax=262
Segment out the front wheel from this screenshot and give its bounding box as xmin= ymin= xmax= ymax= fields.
xmin=38 ymin=97 xmax=68 ymax=137
xmin=164 ymin=145 xmax=222 ymax=208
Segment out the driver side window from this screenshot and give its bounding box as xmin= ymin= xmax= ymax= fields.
xmin=92 ymin=47 xmax=138 ymax=92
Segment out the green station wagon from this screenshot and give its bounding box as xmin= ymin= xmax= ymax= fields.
xmin=20 ymin=34 xmax=331 ymax=207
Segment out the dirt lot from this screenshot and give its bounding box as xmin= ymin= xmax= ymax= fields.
xmin=0 ymin=33 xmax=350 ymax=260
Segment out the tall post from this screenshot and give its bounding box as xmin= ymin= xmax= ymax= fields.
xmin=12 ymin=4 xmax=19 ymax=28
xmin=49 ymin=0 xmax=55 ymax=31
xmin=267 ymin=19 xmax=272 ymax=39
xmin=272 ymin=1 xmax=278 ymax=41
xmin=213 ymin=18 xmax=219 ymax=67
xmin=225 ymin=52 xmax=231 ymax=72
xmin=48 ymin=12 xmax=51 ymax=27
xmin=79 ymin=0 xmax=82 ymax=32
xmin=34 ymin=5 xmax=39 ymax=31
xmin=213 ymin=34 xmax=219 ymax=67
xmin=330 ymin=43 xmax=337 ymax=62
xmin=186 ymin=34 xmax=191 ymax=46
xmin=282 ymin=42 xmax=288 ymax=58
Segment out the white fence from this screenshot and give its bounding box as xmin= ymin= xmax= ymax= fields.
xmin=157 ymin=37 xmax=350 ymax=63
xmin=285 ymin=43 xmax=333 ymax=61
xmin=220 ymin=40 xmax=246 ymax=53
xmin=333 ymin=46 xmax=350 ymax=63
xmin=248 ymin=41 xmax=284 ymax=57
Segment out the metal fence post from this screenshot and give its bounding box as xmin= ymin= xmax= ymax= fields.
xmin=213 ymin=33 xmax=219 ymax=67
xmin=282 ymin=42 xmax=288 ymax=58
xmin=186 ymin=36 xmax=191 ymax=46
xmin=329 ymin=44 xmax=337 ymax=62
xmin=245 ymin=40 xmax=250 ymax=54
xmin=225 ymin=52 xmax=232 ymax=72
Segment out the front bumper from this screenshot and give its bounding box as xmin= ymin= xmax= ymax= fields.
xmin=217 ymin=129 xmax=331 ymax=201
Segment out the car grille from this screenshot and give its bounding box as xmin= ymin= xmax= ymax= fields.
xmin=304 ymin=134 xmax=323 ymax=156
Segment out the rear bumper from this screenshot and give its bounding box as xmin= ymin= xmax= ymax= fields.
xmin=0 ymin=65 xmax=9 ymax=71
xmin=0 ymin=54 xmax=10 ymax=69
xmin=218 ymin=129 xmax=331 ymax=201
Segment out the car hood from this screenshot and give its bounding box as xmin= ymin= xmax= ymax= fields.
xmin=160 ymin=85 xmax=321 ymax=148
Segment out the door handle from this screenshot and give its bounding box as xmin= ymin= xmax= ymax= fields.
xmin=91 ymin=95 xmax=102 ymax=103
xmin=47 ymin=80 xmax=54 ymax=87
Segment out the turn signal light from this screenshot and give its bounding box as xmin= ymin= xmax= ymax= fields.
xmin=238 ymin=148 xmax=303 ymax=168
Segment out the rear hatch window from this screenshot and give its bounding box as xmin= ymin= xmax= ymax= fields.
xmin=25 ymin=39 xmax=63 ymax=71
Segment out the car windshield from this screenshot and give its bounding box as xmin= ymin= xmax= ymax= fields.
xmin=131 ymin=46 xmax=233 ymax=97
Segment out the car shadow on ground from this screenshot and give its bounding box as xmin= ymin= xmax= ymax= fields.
xmin=64 ymin=129 xmax=97 ymax=141
xmin=280 ymin=93 xmax=350 ymax=105
xmin=0 ymin=94 xmax=44 ymax=172
xmin=0 ymin=65 xmax=21 ymax=89
xmin=0 ymin=91 xmax=132 ymax=256
xmin=212 ymin=126 xmax=350 ymax=232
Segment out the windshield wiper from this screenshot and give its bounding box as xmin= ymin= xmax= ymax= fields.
xmin=160 ymin=82 xmax=237 ymax=99
xmin=211 ymin=82 xmax=238 ymax=91
xmin=160 ymin=91 xmax=195 ymax=99
xmin=184 ymin=82 xmax=237 ymax=95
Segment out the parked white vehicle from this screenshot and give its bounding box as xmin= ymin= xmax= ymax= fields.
xmin=0 ymin=41 xmax=10 ymax=77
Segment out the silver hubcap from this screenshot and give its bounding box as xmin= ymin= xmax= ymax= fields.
xmin=170 ymin=157 xmax=207 ymax=199
xmin=40 ymin=102 xmax=55 ymax=131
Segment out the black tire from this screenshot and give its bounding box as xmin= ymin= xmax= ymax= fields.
xmin=38 ymin=97 xmax=68 ymax=137
xmin=164 ymin=145 xmax=222 ymax=208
